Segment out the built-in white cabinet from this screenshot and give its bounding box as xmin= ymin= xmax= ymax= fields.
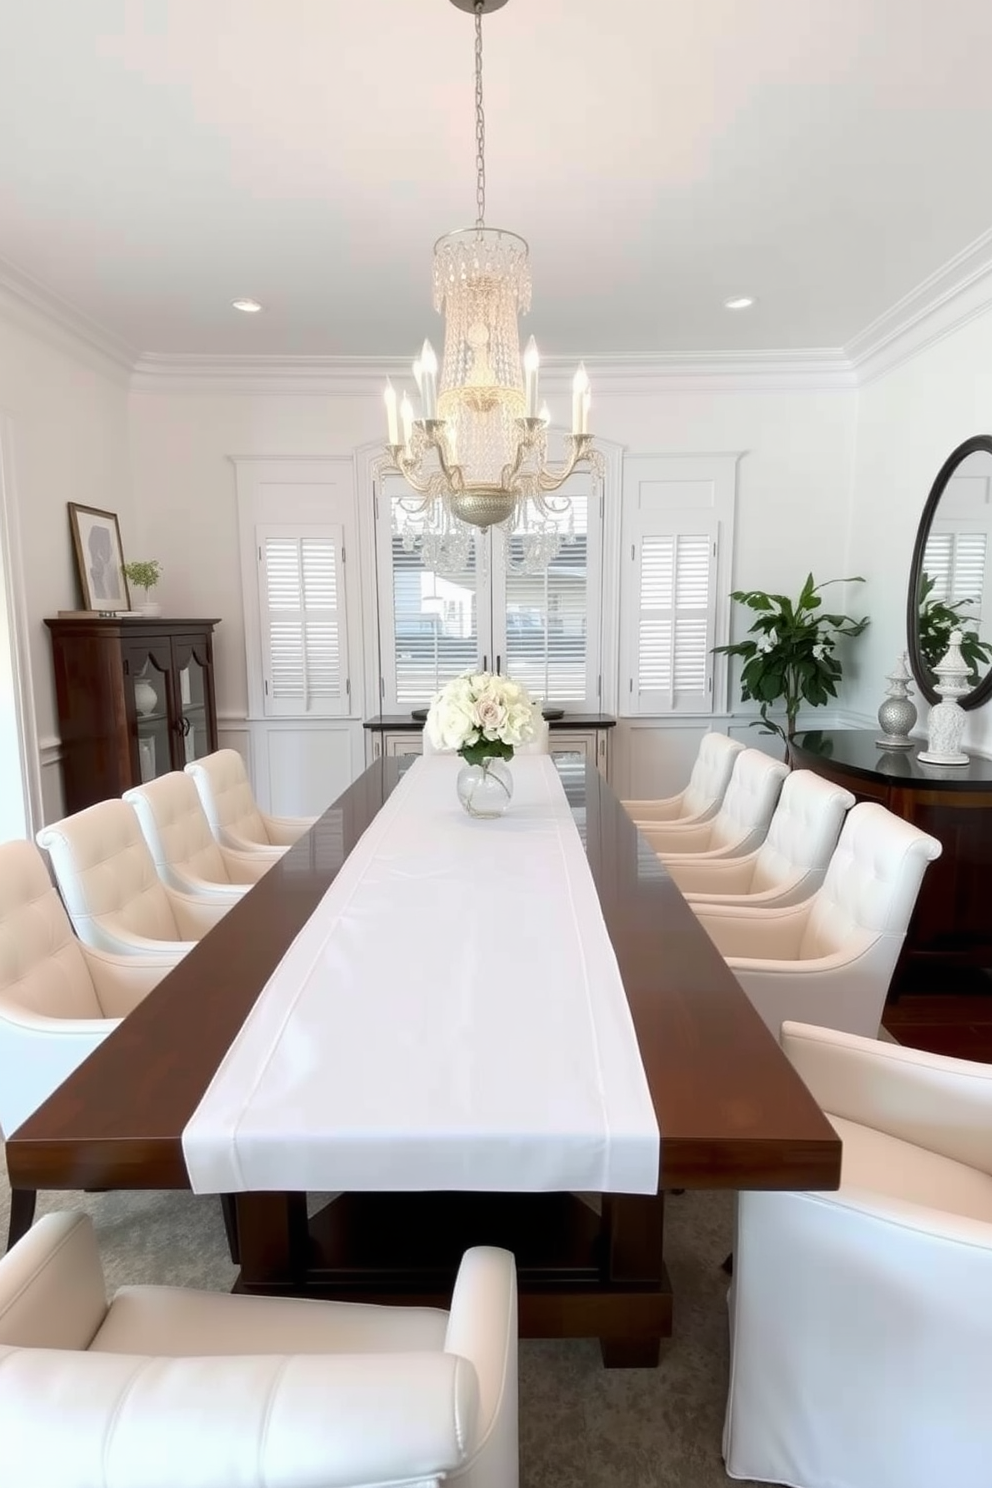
xmin=365 ymin=718 xmax=614 ymax=779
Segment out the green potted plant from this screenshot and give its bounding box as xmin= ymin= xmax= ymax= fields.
xmin=713 ymin=573 xmax=869 ymax=744
xmin=123 ymin=559 xmax=163 ymax=616
xmin=917 ymin=571 xmax=992 ymax=685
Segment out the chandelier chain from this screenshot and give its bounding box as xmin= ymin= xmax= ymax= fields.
xmin=474 ymin=1 xmax=486 ymax=229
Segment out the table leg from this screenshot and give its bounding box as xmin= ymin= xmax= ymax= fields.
xmin=6 ymin=1189 xmax=37 ymax=1251
xmin=234 ymin=1193 xmax=309 ymax=1290
xmin=598 ymin=1191 xmax=669 ymax=1368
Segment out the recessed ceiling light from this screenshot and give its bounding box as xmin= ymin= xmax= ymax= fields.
xmin=232 ymin=298 xmax=263 ymax=313
xmin=724 ymin=295 xmax=756 ymax=310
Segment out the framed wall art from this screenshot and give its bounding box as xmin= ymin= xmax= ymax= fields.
xmin=67 ymin=503 xmax=131 ymax=612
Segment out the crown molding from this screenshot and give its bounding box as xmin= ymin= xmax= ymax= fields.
xmin=0 ymin=254 xmax=136 ymax=379
xmin=130 ymin=347 xmax=857 ymax=395
xmin=845 ymin=226 xmax=992 ymax=385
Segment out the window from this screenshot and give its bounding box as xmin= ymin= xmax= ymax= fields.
xmin=922 ymin=531 xmax=987 ymax=613
xmin=374 ymin=471 xmax=603 ymax=711
xmin=257 ymin=525 xmax=349 ymax=717
xmin=619 ymin=455 xmax=738 ymax=716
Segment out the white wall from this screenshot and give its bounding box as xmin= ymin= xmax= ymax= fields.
xmin=0 ymin=307 xmax=132 ymax=822
xmin=847 ymin=305 xmax=992 ymax=755
xmin=128 ymin=378 xmax=860 ymax=748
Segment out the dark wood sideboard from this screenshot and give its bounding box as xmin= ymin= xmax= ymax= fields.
xmin=790 ymin=729 xmax=992 ymax=988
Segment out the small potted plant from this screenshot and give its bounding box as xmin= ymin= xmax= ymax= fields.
xmin=123 ymin=559 xmax=163 ymax=616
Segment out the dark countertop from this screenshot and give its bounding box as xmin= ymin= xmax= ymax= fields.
xmin=364 ymin=712 xmax=617 ymax=731
xmin=791 ymin=728 xmax=992 ymax=790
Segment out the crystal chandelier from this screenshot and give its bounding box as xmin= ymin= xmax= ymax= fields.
xmin=378 ymin=0 xmax=601 ymax=575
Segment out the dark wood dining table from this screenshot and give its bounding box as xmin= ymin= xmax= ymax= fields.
xmin=8 ymin=757 xmax=840 ymax=1367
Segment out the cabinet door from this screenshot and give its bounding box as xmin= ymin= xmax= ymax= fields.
xmin=171 ymin=634 xmax=218 ymax=767
xmin=123 ymin=639 xmax=175 ymax=782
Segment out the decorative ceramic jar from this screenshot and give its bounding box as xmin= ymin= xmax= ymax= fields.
xmin=456 ymin=757 xmax=513 ymax=818
xmin=918 ymin=630 xmax=970 ymax=766
xmin=134 ymin=678 xmax=158 ymax=717
xmin=876 ymin=652 xmax=917 ymax=748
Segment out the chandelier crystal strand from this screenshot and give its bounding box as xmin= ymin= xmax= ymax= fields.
xmin=377 ymin=0 xmax=602 ymax=577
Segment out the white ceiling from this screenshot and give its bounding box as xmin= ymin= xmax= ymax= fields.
xmin=3 ymin=0 xmax=992 ymax=361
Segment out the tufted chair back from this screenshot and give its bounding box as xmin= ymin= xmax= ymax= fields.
xmin=748 ymin=771 xmax=855 ymax=896
xmin=0 ymin=840 xmax=101 ymax=1025
xmin=705 ymin=749 xmax=789 ymax=853
xmin=681 ymin=733 xmax=747 ymax=818
xmin=799 ymin=802 xmax=942 ymax=960
xmin=185 ymin=750 xmax=269 ymax=847
xmin=36 ymin=800 xmax=183 ymax=953
xmin=123 ymin=773 xmax=232 ymax=890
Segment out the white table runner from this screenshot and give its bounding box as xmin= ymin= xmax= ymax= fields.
xmin=182 ymin=756 xmax=659 ymax=1195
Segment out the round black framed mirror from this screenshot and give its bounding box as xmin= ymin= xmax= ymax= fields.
xmin=907 ymin=434 xmax=992 ymax=711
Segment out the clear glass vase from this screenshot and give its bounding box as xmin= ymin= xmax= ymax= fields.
xmin=456 ymin=756 xmax=514 ymax=818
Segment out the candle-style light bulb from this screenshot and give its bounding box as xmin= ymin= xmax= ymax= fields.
xmin=400 ymin=391 xmax=414 ymax=453
xmin=412 ymin=357 xmax=423 ymax=393
xmin=523 ymin=336 xmax=540 ymax=418
xmin=538 ymin=400 xmax=551 ymax=427
xmin=582 ymin=387 xmax=591 ymax=435
xmin=572 ymin=363 xmax=590 ymax=435
xmin=384 ymin=378 xmax=399 ymax=447
xmin=420 ymin=339 xmax=438 ymax=420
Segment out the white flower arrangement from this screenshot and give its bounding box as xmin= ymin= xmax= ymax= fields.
xmin=426 ymin=671 xmax=540 ymax=765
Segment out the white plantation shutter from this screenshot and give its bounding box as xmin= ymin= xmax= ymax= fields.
xmin=630 ymin=526 xmax=716 ymax=714
xmin=257 ymin=525 xmax=349 ymax=716
xmin=923 ymin=531 xmax=988 ymax=614
xmin=501 ymin=493 xmax=594 ymax=704
xmin=390 ymin=525 xmax=481 ymax=707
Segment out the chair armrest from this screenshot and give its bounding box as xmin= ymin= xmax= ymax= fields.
xmin=218 ymin=847 xmax=273 ymax=884
xmin=0 ymin=1349 xmax=478 ymax=1488
xmin=683 ymin=869 xmax=817 ymax=910
xmin=0 ymin=1015 xmax=119 ymax=1136
xmin=692 ymin=900 xmax=811 ymax=961
xmin=81 ymin=944 xmax=182 ymax=1017
xmin=165 ymin=888 xmax=237 ymax=939
xmin=260 ymin=812 xmax=316 ymax=847
xmin=444 ymin=1246 xmax=517 ymax=1451
xmin=782 ymin=1020 xmax=992 ymax=1176
xmin=0 ymin=1213 xmax=107 ymax=1349
xmin=220 ymin=828 xmax=288 ymax=860
xmin=172 ymin=871 xmax=253 ymax=901
xmin=622 ymin=791 xmax=686 ymax=822
xmin=665 ymin=853 xmax=759 ymax=895
xmin=639 ymin=820 xmax=716 ymax=854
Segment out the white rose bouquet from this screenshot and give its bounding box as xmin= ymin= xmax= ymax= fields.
xmin=426 ymin=671 xmax=540 ymax=766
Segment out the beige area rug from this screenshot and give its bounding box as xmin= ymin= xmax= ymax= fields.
xmin=0 ymin=1150 xmax=762 ymax=1488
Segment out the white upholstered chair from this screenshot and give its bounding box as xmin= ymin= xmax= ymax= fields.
xmin=185 ymin=749 xmax=315 ymax=855
xmin=639 ymin=748 xmax=789 ymax=861
xmin=622 ymin=732 xmax=745 ymax=825
xmin=123 ymin=772 xmax=273 ymax=899
xmin=36 ymin=798 xmax=237 ymax=958
xmin=724 ymin=1020 xmax=992 ymax=1488
xmin=667 ymin=769 xmax=855 ymax=908
xmin=0 ymin=840 xmax=180 ymax=1249
xmin=694 ymin=803 xmax=942 ymax=1038
xmin=0 ymin=1212 xmax=519 ymax=1488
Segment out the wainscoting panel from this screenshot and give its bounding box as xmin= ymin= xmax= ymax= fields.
xmin=250 ymin=720 xmax=366 ymax=817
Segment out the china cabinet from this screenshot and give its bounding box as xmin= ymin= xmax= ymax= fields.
xmin=45 ymin=617 xmax=220 ymax=813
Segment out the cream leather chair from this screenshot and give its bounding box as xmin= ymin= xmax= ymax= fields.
xmin=185 ymin=749 xmax=315 ymax=856
xmin=694 ymin=803 xmax=942 ymax=1038
xmin=724 ymin=1020 xmax=992 ymax=1488
xmin=622 ymin=732 xmax=745 ymax=826
xmin=36 ymin=799 xmax=237 ymax=958
xmin=666 ymin=769 xmax=855 ymax=908
xmin=123 ymin=772 xmax=273 ymax=899
xmin=0 ymin=840 xmax=180 ymax=1249
xmin=0 ymin=1213 xmax=519 ymax=1488
xmin=640 ymin=748 xmax=789 ymax=862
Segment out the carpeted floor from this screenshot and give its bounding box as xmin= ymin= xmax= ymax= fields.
xmin=0 ymin=1151 xmax=760 ymax=1487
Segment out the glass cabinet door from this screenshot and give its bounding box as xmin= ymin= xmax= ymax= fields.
xmin=128 ymin=650 xmax=173 ymax=782
xmin=177 ymin=650 xmax=212 ymax=763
